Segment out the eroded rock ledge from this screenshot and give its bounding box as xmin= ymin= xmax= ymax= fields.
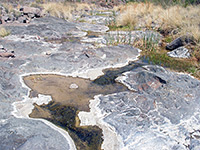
xmin=79 ymin=65 xmax=200 ymax=150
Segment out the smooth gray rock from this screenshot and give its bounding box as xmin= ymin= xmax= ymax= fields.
xmin=0 ymin=118 xmax=70 ymax=150
xmin=5 ymin=16 xmax=78 ymax=38
xmin=167 ymin=47 xmax=190 ymax=58
xmin=17 ymin=16 xmax=28 ymax=23
xmin=0 ymin=58 xmax=72 ymax=150
xmin=79 ymin=14 xmax=113 ymax=25
xmin=0 ymin=11 xmax=200 ymax=150
xmin=189 ymin=139 xmax=200 ymax=150
xmin=5 ymin=16 xmax=109 ymax=38
xmin=22 ymin=6 xmax=41 ymax=16
xmin=76 ymin=22 xmax=109 ymax=33
xmin=0 ymin=16 xmax=140 ymax=149
xmin=58 ymin=42 xmax=93 ymax=52
xmin=0 ymin=45 xmax=4 ymax=49
xmin=97 ymin=65 xmax=200 ymax=149
xmin=21 ymin=45 xmax=140 ymax=74
xmin=0 ymin=37 xmax=54 ymax=57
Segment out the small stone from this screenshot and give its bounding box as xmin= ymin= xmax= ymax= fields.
xmin=167 ymin=47 xmax=190 ymax=58
xmin=19 ymin=7 xmax=24 ymax=11
xmin=2 ymin=15 xmax=9 ymax=22
xmin=28 ymin=13 xmax=35 ymax=19
xmin=166 ymin=35 xmax=195 ymax=50
xmin=101 ymin=54 xmax=106 ymax=59
xmin=69 ymin=83 xmax=79 ymax=89
xmin=22 ymin=6 xmax=41 ymax=17
xmin=18 ymin=16 xmax=27 ymax=23
xmin=0 ymin=52 xmax=15 ymax=58
xmin=0 ymin=45 xmax=4 ymax=49
xmin=45 ymin=51 xmax=51 ymax=55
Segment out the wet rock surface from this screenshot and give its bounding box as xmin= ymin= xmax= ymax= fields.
xmin=0 ymin=8 xmax=199 ymax=150
xmin=23 ymin=74 xmax=128 ymax=112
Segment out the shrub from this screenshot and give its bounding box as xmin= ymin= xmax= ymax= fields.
xmin=42 ymin=2 xmax=94 ymax=20
xmin=0 ymin=28 xmax=10 ymax=37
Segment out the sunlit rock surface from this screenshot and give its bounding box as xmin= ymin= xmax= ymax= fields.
xmin=0 ymin=15 xmax=199 ymax=150
xmin=167 ymin=47 xmax=190 ymax=58
xmin=90 ymin=65 xmax=200 ymax=150
xmin=0 ymin=16 xmax=140 ymax=150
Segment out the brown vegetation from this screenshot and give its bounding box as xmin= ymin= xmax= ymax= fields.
xmin=114 ymin=2 xmax=200 ymax=41
xmin=42 ymin=2 xmax=94 ymax=20
xmin=110 ymin=2 xmax=200 ymax=78
xmin=0 ymin=28 xmax=10 ymax=37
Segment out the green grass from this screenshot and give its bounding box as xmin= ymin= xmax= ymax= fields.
xmin=77 ymin=19 xmax=86 ymax=23
xmin=95 ymin=13 xmax=108 ymax=16
xmin=108 ymin=24 xmax=134 ymax=31
xmin=142 ymin=51 xmax=200 ymax=77
xmin=164 ymin=36 xmax=173 ymax=43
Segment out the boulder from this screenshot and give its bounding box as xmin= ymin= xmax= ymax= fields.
xmin=166 ymin=35 xmax=195 ymax=50
xmin=0 ymin=45 xmax=5 ymax=51
xmin=21 ymin=6 xmax=41 ymax=17
xmin=0 ymin=52 xmax=15 ymax=58
xmin=18 ymin=16 xmax=28 ymax=23
xmin=8 ymin=13 xmax=15 ymax=22
xmin=0 ymin=45 xmax=4 ymax=49
xmin=28 ymin=13 xmax=35 ymax=19
xmin=167 ymin=47 xmax=190 ymax=58
xmin=2 ymin=15 xmax=9 ymax=22
xmin=69 ymin=83 xmax=79 ymax=89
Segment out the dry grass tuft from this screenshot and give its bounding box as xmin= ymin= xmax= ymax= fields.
xmin=115 ymin=2 xmax=200 ymax=41
xmin=115 ymin=3 xmax=163 ymax=28
xmin=0 ymin=28 xmax=10 ymax=37
xmin=2 ymin=3 xmax=14 ymax=13
xmin=42 ymin=2 xmax=94 ymax=20
xmin=42 ymin=2 xmax=73 ymax=20
xmin=75 ymin=3 xmax=93 ymax=11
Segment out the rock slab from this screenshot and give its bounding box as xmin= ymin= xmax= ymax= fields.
xmin=97 ymin=65 xmax=200 ymax=150
xmin=167 ymin=47 xmax=190 ymax=58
